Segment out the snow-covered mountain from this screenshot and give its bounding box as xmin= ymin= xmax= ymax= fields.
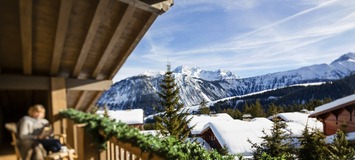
xmin=173 ymin=65 xmax=239 ymax=81
xmin=97 ymin=53 xmax=355 ymax=115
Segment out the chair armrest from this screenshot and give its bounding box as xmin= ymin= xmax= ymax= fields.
xmin=52 ymin=134 xmax=67 ymax=144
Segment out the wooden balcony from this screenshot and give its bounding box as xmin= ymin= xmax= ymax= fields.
xmin=0 ymin=122 xmax=163 ymax=160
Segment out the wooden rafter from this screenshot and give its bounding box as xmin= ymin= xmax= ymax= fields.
xmin=51 ymin=0 xmax=73 ymax=75
xmin=109 ymin=13 xmax=158 ymax=79
xmin=92 ymin=5 xmax=136 ymax=78
xmin=66 ymin=79 xmax=112 ymax=91
xmin=19 ymin=0 xmax=33 ymax=75
xmin=74 ymin=91 xmax=88 ymax=110
xmin=85 ymin=91 xmax=103 ymax=112
xmin=72 ymin=0 xmax=110 ymax=77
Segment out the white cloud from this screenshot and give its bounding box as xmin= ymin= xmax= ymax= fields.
xmin=177 ymin=0 xmax=260 ymax=11
xmin=114 ymin=0 xmax=355 ymax=81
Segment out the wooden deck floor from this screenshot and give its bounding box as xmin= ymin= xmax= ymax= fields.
xmin=0 ymin=143 xmax=17 ymax=160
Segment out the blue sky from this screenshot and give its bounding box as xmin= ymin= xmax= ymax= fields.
xmin=113 ymin=0 xmax=355 ymax=82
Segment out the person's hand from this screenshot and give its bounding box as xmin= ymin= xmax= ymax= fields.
xmin=37 ymin=134 xmax=46 ymax=139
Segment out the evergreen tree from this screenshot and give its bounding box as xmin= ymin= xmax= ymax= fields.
xmin=298 ymin=127 xmax=327 ymax=160
xmin=103 ymin=105 xmax=110 ymax=118
xmin=326 ymin=129 xmax=355 ymax=160
xmin=217 ymin=144 xmax=229 ymax=155
xmin=250 ymin=99 xmax=266 ymax=117
xmin=222 ymin=108 xmax=242 ymax=119
xmin=243 ymin=102 xmax=251 ymax=114
xmin=199 ymin=99 xmax=210 ymax=114
xmin=249 ymin=118 xmax=294 ymax=159
xmin=267 ymin=103 xmax=283 ymax=117
xmin=154 ymin=64 xmax=193 ymax=141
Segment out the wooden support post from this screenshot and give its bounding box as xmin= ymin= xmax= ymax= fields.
xmin=50 ymin=77 xmax=67 ymax=134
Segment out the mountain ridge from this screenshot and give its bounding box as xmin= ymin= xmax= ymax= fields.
xmin=97 ymin=52 xmax=355 ymax=115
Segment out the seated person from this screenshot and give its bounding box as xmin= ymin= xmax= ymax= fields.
xmin=18 ymin=104 xmax=61 ymax=160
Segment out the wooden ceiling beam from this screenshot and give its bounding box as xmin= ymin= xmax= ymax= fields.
xmin=19 ymin=0 xmax=33 ymax=75
xmin=85 ymin=91 xmax=103 ymax=112
xmin=92 ymin=5 xmax=136 ymax=78
xmin=0 ymin=75 xmax=111 ymax=91
xmin=74 ymin=91 xmax=88 ymax=110
xmin=66 ymin=79 xmax=112 ymax=91
xmin=51 ymin=0 xmax=73 ymax=75
xmin=0 ymin=75 xmax=49 ymax=90
xmin=72 ymin=0 xmax=110 ymax=77
xmin=109 ymin=13 xmax=158 ymax=79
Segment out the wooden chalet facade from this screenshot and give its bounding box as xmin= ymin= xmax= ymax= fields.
xmin=309 ymin=94 xmax=355 ymax=136
xmin=200 ymin=127 xmax=223 ymax=150
xmin=0 ymin=0 xmax=173 ymax=159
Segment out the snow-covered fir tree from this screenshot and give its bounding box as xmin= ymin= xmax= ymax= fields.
xmin=154 ymin=63 xmax=193 ymax=141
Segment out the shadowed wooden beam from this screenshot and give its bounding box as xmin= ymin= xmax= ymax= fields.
xmin=66 ymin=79 xmax=112 ymax=91
xmin=85 ymin=91 xmax=103 ymax=112
xmin=74 ymin=91 xmax=88 ymax=110
xmin=51 ymin=0 xmax=73 ymax=75
xmin=0 ymin=75 xmax=49 ymax=90
xmin=72 ymin=0 xmax=110 ymax=77
xmin=19 ymin=0 xmax=33 ymax=75
xmin=109 ymin=13 xmax=158 ymax=79
xmin=92 ymin=5 xmax=136 ymax=78
xmin=0 ymin=75 xmax=111 ymax=91
xmin=50 ymin=77 xmax=68 ymax=134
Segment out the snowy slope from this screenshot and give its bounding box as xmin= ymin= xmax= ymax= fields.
xmin=97 ymin=53 xmax=355 ymax=114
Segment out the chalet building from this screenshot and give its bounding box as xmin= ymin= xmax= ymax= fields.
xmin=200 ymin=115 xmax=320 ymax=156
xmin=186 ymin=113 xmax=233 ymax=136
xmin=0 ymin=0 xmax=173 ymax=159
xmin=242 ymin=114 xmax=252 ymax=121
xmin=309 ymin=94 xmax=355 ymax=135
xmin=200 ymin=118 xmax=274 ymax=157
xmin=97 ymin=109 xmax=144 ymax=130
xmin=268 ymin=112 xmax=323 ymax=132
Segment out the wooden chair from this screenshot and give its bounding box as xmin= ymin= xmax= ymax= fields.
xmin=5 ymin=122 xmax=77 ymax=160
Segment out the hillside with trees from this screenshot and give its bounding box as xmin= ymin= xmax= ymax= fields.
xmin=209 ymin=74 xmax=355 ymax=117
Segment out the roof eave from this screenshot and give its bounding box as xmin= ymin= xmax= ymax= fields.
xmin=120 ymin=0 xmax=174 ymax=15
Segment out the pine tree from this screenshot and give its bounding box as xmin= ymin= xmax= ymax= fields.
xmin=249 ymin=118 xmax=294 ymax=159
xmin=267 ymin=103 xmax=283 ymax=117
xmin=222 ymin=108 xmax=242 ymax=119
xmin=243 ymin=102 xmax=252 ymax=114
xmin=326 ymin=129 xmax=355 ymax=160
xmin=103 ymin=105 xmax=110 ymax=118
xmin=154 ymin=64 xmax=193 ymax=141
xmin=298 ymin=127 xmax=327 ymax=160
xmin=250 ymin=99 xmax=266 ymax=117
xmin=199 ymin=99 xmax=210 ymax=114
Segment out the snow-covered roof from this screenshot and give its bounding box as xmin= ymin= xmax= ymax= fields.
xmin=310 ymin=94 xmax=355 ymax=117
xmin=187 ymin=113 xmax=234 ymax=135
xmin=326 ymin=131 xmax=355 ymax=143
xmin=269 ymin=112 xmax=323 ymax=132
xmin=284 ymin=122 xmax=308 ymax=137
xmin=202 ymin=118 xmax=274 ymax=156
xmin=201 ymin=117 xmax=320 ymax=156
xmin=140 ymin=130 xmax=160 ymax=137
xmin=96 ymin=109 xmax=144 ymax=124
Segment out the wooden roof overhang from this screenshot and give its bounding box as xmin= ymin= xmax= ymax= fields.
xmin=309 ymin=97 xmax=355 ymax=118
xmin=0 ymin=0 xmax=173 ymax=115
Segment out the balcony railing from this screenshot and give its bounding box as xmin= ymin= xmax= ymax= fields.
xmin=60 ymin=109 xmax=233 ymax=160
xmin=105 ymin=137 xmax=162 ymax=160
